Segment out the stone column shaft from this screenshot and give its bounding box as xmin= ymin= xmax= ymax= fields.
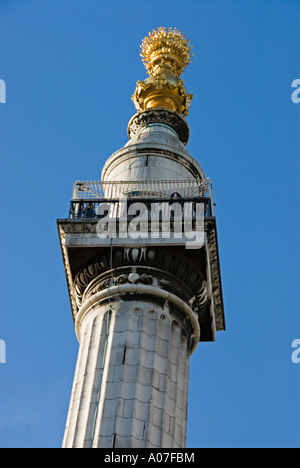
xmin=63 ymin=294 xmax=191 ymax=449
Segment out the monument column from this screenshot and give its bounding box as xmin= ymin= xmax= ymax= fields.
xmin=58 ymin=27 xmax=225 ymax=449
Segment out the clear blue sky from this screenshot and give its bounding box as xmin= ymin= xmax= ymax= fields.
xmin=0 ymin=0 xmax=299 ymax=448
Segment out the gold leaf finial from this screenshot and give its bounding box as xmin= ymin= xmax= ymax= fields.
xmin=132 ymin=27 xmax=193 ymax=117
xmin=140 ymin=27 xmax=193 ymax=78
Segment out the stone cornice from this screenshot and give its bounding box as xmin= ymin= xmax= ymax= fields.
xmin=57 ymin=224 xmax=77 ymax=320
xmin=206 ymin=221 xmax=225 ymax=332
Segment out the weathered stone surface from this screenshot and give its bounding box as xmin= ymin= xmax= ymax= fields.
xmin=62 ymin=299 xmax=191 ymax=448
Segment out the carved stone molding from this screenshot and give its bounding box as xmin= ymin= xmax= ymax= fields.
xmin=82 ymin=268 xmax=155 ymax=303
xmin=207 ymin=227 xmax=225 ymax=331
xmin=74 ymin=247 xmax=207 ymax=317
xmin=127 ymin=108 xmax=190 ymax=144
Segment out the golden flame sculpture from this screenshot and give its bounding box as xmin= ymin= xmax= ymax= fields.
xmin=141 ymin=27 xmax=193 ymax=78
xmin=132 ymin=27 xmax=193 ymax=117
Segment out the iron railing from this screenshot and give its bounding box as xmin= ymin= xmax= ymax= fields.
xmin=69 ymin=179 xmax=215 ymax=219
xmin=72 ymin=179 xmax=212 ymax=200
